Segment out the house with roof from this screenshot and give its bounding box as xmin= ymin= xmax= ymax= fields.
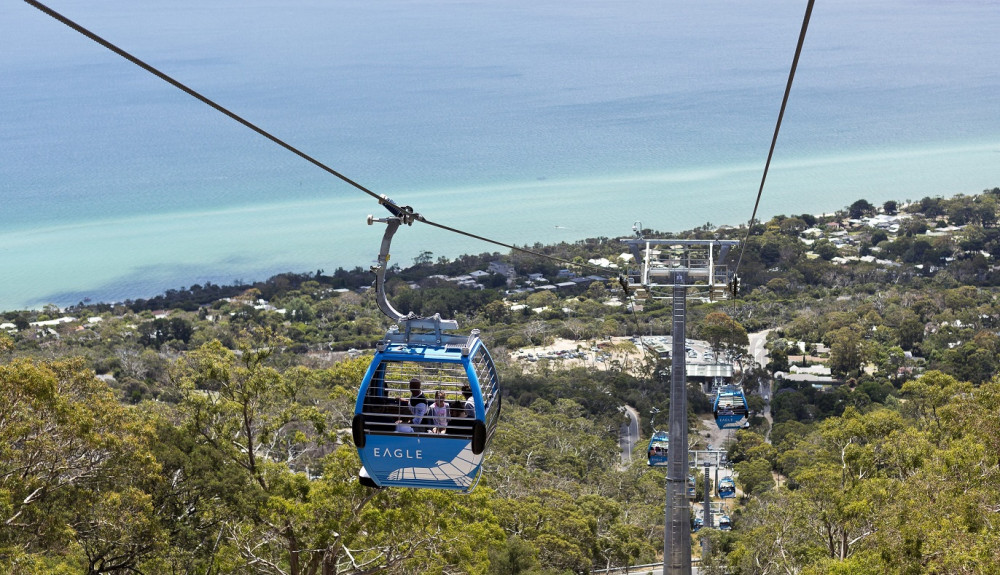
xmin=489 ymin=261 xmax=515 ymax=279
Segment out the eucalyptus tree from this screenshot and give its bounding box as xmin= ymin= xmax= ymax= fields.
xmin=696 ymin=312 xmax=749 ymax=367
xmin=0 ymin=357 xmax=161 ymax=573
xmin=728 ymin=373 xmax=1000 ymax=574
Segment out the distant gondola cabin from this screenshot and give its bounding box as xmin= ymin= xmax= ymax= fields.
xmin=646 ymin=430 xmax=669 ymax=467
xmin=713 ymin=384 xmax=749 ymax=429
xmin=718 ymin=475 xmax=736 ymax=499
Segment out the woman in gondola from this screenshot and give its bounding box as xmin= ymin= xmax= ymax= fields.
xmin=428 ymin=390 xmax=450 ymax=433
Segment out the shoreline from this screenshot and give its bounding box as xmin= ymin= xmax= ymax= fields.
xmin=3 ymin=157 xmax=999 ymax=312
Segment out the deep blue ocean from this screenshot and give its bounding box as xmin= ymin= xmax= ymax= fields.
xmin=2 ymin=0 xmax=1000 ymax=311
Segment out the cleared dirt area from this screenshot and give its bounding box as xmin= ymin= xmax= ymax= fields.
xmin=510 ymin=336 xmax=649 ymax=373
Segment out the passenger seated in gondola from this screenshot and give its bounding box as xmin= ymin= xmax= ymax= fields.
xmin=395 ymin=413 xmax=414 ymax=433
xmin=428 ymin=390 xmax=450 ymax=433
xmin=460 ymin=384 xmax=475 ymax=418
xmin=447 ymin=399 xmax=474 ymax=437
xmin=406 ymin=377 xmax=429 ymax=431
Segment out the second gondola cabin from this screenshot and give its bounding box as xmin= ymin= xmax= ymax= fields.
xmin=713 ymin=384 xmax=749 ymax=429
xmin=353 ymin=322 xmax=501 ymax=491
xmin=646 ymin=430 xmax=669 ymax=467
xmin=718 ymin=475 xmax=736 ymax=499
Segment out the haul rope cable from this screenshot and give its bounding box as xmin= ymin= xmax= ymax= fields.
xmin=25 ymin=0 xmax=612 ymax=277
xmin=728 ymin=0 xmax=815 ymax=383
xmin=627 ymin=0 xmax=815 ymax=372
xmin=732 ymin=0 xmax=816 ymax=282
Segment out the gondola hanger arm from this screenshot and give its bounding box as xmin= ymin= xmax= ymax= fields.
xmin=367 ymin=205 xmax=458 ymax=333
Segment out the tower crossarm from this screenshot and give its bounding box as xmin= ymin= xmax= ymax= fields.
xmin=620 ymin=239 xmax=739 ymax=300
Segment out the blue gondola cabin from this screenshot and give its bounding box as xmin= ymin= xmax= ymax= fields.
xmin=646 ymin=430 xmax=669 ymax=467
xmin=718 ymin=475 xmax=736 ymax=499
xmin=713 ymin=384 xmax=749 ymax=429
xmin=353 ymin=326 xmax=501 ymax=491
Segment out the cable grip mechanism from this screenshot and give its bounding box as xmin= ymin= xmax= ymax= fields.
xmin=366 ymin=201 xmax=458 ymax=336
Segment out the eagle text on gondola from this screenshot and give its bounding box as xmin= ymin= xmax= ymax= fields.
xmin=373 ymin=448 xmax=423 ymax=459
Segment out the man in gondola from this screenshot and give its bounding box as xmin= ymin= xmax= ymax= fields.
xmin=447 ymin=399 xmax=473 ymax=436
xmin=444 ymin=384 xmax=477 ymax=437
xmin=407 ymin=377 xmax=429 ymax=430
xmin=460 ymin=383 xmax=475 ymax=419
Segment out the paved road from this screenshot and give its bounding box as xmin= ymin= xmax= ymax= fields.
xmin=619 ymin=405 xmax=640 ymax=465
xmin=747 ymin=329 xmax=771 ymax=400
xmin=748 ymin=330 xmax=769 ymax=366
xmin=594 ymin=561 xmax=703 ymax=574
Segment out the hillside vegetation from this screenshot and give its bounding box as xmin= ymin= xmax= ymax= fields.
xmin=2 ymin=189 xmax=1000 ymax=574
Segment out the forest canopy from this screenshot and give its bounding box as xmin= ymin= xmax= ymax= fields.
xmin=3 ymin=190 xmax=1000 ymax=573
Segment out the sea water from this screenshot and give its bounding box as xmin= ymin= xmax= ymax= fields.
xmin=2 ymin=0 xmax=999 ymax=311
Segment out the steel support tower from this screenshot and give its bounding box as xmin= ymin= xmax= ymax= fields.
xmin=621 ymin=237 xmax=738 ymax=575
xmin=665 ymin=275 xmax=691 ymax=572
xmin=704 ymin=459 xmax=713 ymax=529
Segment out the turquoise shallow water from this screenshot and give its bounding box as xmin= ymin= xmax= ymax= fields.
xmin=2 ymin=0 xmax=999 ymax=310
